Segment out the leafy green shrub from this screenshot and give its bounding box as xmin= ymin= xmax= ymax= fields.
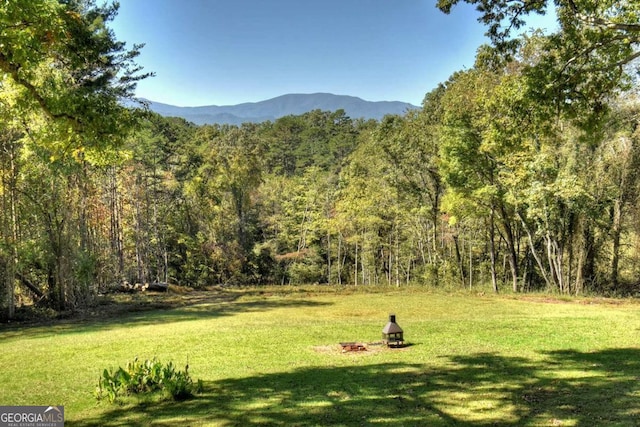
xmin=95 ymin=357 xmax=202 ymax=403
xmin=288 ymin=257 xmax=324 ymax=284
xmin=162 ymin=361 xmax=204 ymax=401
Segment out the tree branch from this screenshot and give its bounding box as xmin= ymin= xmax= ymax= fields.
xmin=576 ymin=14 xmax=640 ymax=34
xmin=0 ymin=52 xmax=83 ymax=128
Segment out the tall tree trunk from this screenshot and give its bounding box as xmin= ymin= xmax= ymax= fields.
xmin=108 ymin=167 xmax=124 ymax=278
xmin=45 ymin=205 xmax=69 ymax=311
xmin=499 ymin=205 xmax=519 ymax=292
xmin=354 ymin=239 xmax=358 ymax=286
xmin=337 ymin=232 xmax=343 ymax=285
xmin=134 ymin=178 xmax=147 ymax=284
xmin=453 ymin=234 xmax=465 ymax=286
xmin=395 ymin=225 xmax=400 ymax=287
xmin=361 ymin=230 xmax=366 ymax=285
xmin=489 ymin=207 xmax=498 ymax=293
xmin=610 ymin=199 xmax=623 ymax=289
xmin=1 ymin=138 xmax=19 ymax=318
xmin=582 ymin=224 xmax=596 ymax=291
xmin=519 ymin=212 xmax=552 ymax=288
xmin=327 ymin=226 xmax=331 ymax=284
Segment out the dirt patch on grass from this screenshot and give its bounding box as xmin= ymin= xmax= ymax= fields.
xmin=313 ymin=344 xmax=382 ymax=355
xmin=312 ymin=343 xmax=410 ymax=355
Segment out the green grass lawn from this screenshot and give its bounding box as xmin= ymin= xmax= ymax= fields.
xmin=1 ymin=286 xmax=639 ymax=426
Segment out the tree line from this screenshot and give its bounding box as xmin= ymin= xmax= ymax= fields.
xmin=0 ymin=0 xmax=638 ymax=318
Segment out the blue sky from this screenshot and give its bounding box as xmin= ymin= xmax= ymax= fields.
xmin=110 ymin=0 xmax=557 ymax=107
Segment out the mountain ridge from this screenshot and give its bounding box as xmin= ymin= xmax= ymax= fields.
xmin=143 ymin=93 xmax=418 ymax=125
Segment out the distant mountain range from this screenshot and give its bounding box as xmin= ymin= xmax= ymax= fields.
xmin=143 ymin=93 xmax=419 ymax=125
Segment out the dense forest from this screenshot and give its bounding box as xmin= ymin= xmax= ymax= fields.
xmin=1 ymin=0 xmax=639 ymax=318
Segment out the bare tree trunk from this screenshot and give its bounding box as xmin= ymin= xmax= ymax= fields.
xmin=108 ymin=167 xmax=124 ymax=279
xmin=354 ymin=239 xmax=358 ymax=286
xmin=519 ymin=212 xmax=552 ymax=288
xmin=395 ymin=225 xmax=400 ymax=287
xmin=327 ymin=227 xmax=331 ymax=284
xmin=5 ymin=142 xmax=18 ymax=318
xmin=337 ymin=232 xmax=343 ymax=285
xmin=453 ymin=234 xmax=465 ymax=286
xmin=361 ymin=230 xmax=366 ymax=285
xmin=574 ymin=244 xmax=585 ymax=296
xmin=489 ymin=208 xmax=498 ymax=293
xmin=134 ymin=179 xmax=147 ymax=284
xmin=545 ymin=235 xmax=565 ymax=293
xmin=0 ymin=131 xmax=20 ymax=318
xmin=499 ymin=205 xmax=519 ymax=292
xmin=44 ymin=185 xmax=71 ymax=311
xmin=610 ymin=198 xmax=622 ymax=289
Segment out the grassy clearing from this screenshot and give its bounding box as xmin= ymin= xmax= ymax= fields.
xmin=1 ymin=286 xmax=639 ymax=426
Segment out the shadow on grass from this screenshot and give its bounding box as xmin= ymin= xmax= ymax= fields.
xmin=71 ymin=348 xmax=640 ymax=426
xmin=0 ymin=289 xmax=332 ymax=340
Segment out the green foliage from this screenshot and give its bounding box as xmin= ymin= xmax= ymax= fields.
xmin=263 ymin=109 xmax=358 ymax=176
xmin=0 ymin=0 xmax=151 ymax=316
xmin=3 ymin=0 xmax=640 ymax=323
xmin=0 ymin=0 xmax=151 ymax=154
xmin=95 ymin=357 xmax=202 ymax=403
xmin=437 ymin=0 xmax=640 ymax=129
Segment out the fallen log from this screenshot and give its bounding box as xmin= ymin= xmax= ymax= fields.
xmin=147 ymin=282 xmax=168 ymax=292
xmin=16 ymin=272 xmax=44 ymax=299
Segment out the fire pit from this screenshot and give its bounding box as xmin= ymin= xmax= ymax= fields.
xmin=340 ymin=342 xmax=367 ymax=352
xmin=382 ymin=314 xmax=404 ymax=347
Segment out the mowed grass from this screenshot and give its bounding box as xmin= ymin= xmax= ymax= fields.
xmin=1 ymin=286 xmax=639 ymax=426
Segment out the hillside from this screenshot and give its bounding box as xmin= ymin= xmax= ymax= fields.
xmin=144 ymin=93 xmax=418 ymax=125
